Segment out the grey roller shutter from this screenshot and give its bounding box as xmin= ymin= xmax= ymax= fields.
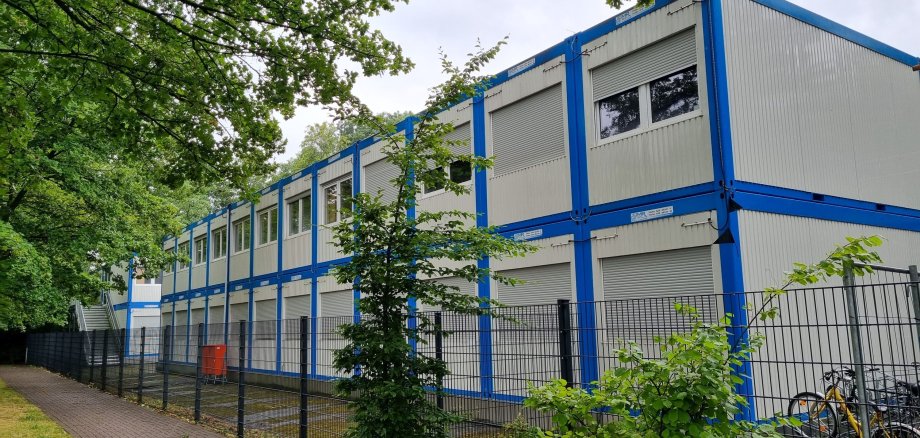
xmin=209 ymin=305 xmax=224 ymax=325
xmin=229 ymin=302 xmax=249 ymax=324
xmin=256 ymin=299 xmax=276 ymax=321
xmin=191 ymin=308 xmax=205 ymax=326
xmin=207 ymin=305 xmax=225 ymax=343
xmin=321 ymin=290 xmax=353 ymax=317
xmin=284 ymin=295 xmax=311 ymax=319
xmin=175 ymin=310 xmax=189 ymax=327
xmin=364 ymin=159 xmax=402 ymax=204
xmin=161 ymin=312 xmax=173 ymax=327
xmin=601 ymin=246 xmax=717 ymax=342
xmin=496 ymin=263 xmax=572 ymax=307
xmin=592 ymin=29 xmax=697 ymax=100
xmin=419 ymin=277 xmax=476 ymax=312
xmin=254 ymin=299 xmax=276 ymax=340
xmin=444 ymin=123 xmax=472 ymax=156
xmin=491 ymin=85 xmax=566 ymax=177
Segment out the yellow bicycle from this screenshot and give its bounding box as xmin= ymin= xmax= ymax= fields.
xmin=788 ymin=367 xmax=920 ymax=438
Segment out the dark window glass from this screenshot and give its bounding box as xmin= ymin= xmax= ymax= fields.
xmin=598 ymin=87 xmax=640 ymax=139
xmin=449 ymin=160 xmax=472 ymax=184
xmin=423 ymin=167 xmax=446 ymax=194
xmin=340 ymin=179 xmax=353 ymax=219
xmin=650 ymin=65 xmax=699 ymax=123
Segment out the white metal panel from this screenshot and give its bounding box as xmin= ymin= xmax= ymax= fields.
xmin=209 ymin=304 xmax=224 ymax=327
xmin=317 ymin=156 xmax=353 ymax=186
xmin=253 ymin=243 xmax=278 ymax=276
xmin=161 ymin=311 xmax=173 ymax=328
xmin=284 ymin=173 xmax=312 ymax=200
xmin=174 ymin=309 xmax=189 ymax=328
xmin=723 ymin=0 xmax=920 ymax=209
xmin=133 ymin=315 xmax=160 ymax=329
xmin=283 ymin=232 xmax=311 ymax=270
xmin=190 ymin=308 xmax=205 ymax=326
xmin=208 ymin=260 xmax=226 ymax=287
xmin=492 ymin=235 xmax=574 ymax=272
xmin=488 ymin=157 xmax=571 ymax=226
xmin=229 ymin=302 xmax=249 ymax=324
xmin=162 ymin=273 xmax=174 ymax=295
xmin=363 ymin=158 xmax=402 ymax=204
xmin=317 ymin=226 xmax=345 ymax=263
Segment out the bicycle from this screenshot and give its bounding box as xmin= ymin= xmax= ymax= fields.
xmin=787 ymin=367 xmax=920 ymax=437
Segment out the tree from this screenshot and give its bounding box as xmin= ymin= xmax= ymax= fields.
xmin=328 ymin=40 xmax=534 ymax=437
xmin=0 ymin=0 xmax=412 ymax=329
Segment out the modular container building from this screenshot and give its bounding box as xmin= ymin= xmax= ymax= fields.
xmin=158 ymin=0 xmax=920 ymax=420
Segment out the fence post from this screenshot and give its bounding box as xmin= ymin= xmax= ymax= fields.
xmin=843 ymin=266 xmax=872 ymax=438
xmin=101 ymin=329 xmax=109 ymax=392
xmin=89 ymin=330 xmax=97 ymax=385
xmin=138 ymin=327 xmax=146 ymax=405
xmin=118 ymin=328 xmax=126 ymax=397
xmin=299 ymin=316 xmax=309 ymax=438
xmin=56 ymin=332 xmax=63 ymax=373
xmin=238 ymin=320 xmax=247 ymax=438
xmin=557 ymin=299 xmax=575 ymax=387
xmin=76 ymin=332 xmax=83 ymax=383
xmin=195 ymin=323 xmax=204 ymax=423
xmin=435 ymin=311 xmax=445 ymax=410
xmin=163 ymin=325 xmax=171 ymax=411
xmin=909 ymin=265 xmax=920 ymax=353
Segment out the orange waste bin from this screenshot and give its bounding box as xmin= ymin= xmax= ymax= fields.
xmin=201 ymin=344 xmax=227 ymax=383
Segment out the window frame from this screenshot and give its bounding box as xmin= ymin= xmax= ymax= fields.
xmin=193 ymin=235 xmax=207 ymax=266
xmin=177 ymin=242 xmax=190 ymax=271
xmin=257 ymin=206 xmax=279 ymax=247
xmin=594 ymin=63 xmax=701 ymax=145
xmin=323 ymin=177 xmax=353 ymax=225
xmin=287 ymin=193 xmax=312 ymax=238
xmin=164 ymin=249 xmax=174 ymax=273
xmin=420 ymin=160 xmax=473 ymax=198
xmin=211 ymin=226 xmax=228 ymax=261
xmin=232 ymin=217 xmax=251 ymax=255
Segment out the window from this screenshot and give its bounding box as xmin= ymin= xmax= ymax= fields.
xmin=258 ymin=207 xmax=278 ymax=245
xmin=324 ymin=178 xmax=352 ymax=224
xmin=194 ymin=236 xmax=206 ymax=265
xmin=233 ymin=218 xmax=250 ymax=253
xmin=422 ymin=161 xmax=472 ymax=195
xmin=178 ymin=242 xmax=190 ymax=270
xmin=596 ymin=65 xmax=699 ymax=141
xmin=650 ymin=65 xmax=699 ymax=123
xmin=288 ymin=194 xmax=312 ymax=236
xmin=212 ymin=227 xmax=228 ymax=260
xmin=598 ymin=87 xmax=640 ymax=139
xmin=164 ymin=253 xmax=173 ymax=273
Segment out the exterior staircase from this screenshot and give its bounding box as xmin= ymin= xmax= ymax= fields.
xmin=72 ymin=302 xmax=121 ymax=365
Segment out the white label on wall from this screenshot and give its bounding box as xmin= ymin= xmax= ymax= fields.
xmin=260 ymin=280 xmax=269 ymax=286
xmin=508 ymin=58 xmax=536 ymax=77
xmin=616 ymin=0 xmax=654 ymax=25
xmin=630 ymin=205 xmax=674 ymax=223
xmin=291 ymin=275 xmax=302 ymax=281
xmin=513 ymin=229 xmax=544 ymax=241
xmin=235 ymin=285 xmax=243 ymax=291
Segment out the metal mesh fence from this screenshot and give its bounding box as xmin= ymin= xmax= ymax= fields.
xmin=26 ymin=278 xmax=920 ymax=437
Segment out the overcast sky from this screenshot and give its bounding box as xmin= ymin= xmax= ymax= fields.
xmin=273 ymin=0 xmax=920 ymax=162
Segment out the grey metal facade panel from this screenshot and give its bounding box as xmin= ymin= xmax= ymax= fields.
xmin=133 ymin=315 xmax=159 ymax=329
xmin=321 ymin=290 xmax=353 ymax=317
xmin=190 ymin=308 xmax=205 ymax=326
xmin=175 ymin=310 xmax=188 ymax=327
xmin=255 ymin=298 xmax=276 ymax=321
xmin=209 ymin=305 xmax=224 ymax=325
xmin=723 ymin=0 xmax=920 ymax=210
xmin=496 ymin=263 xmax=572 ymax=307
xmin=491 ymin=84 xmax=566 ymax=177
xmin=443 ymin=122 xmax=472 ymax=156
xmin=284 ymin=295 xmax=310 ymax=319
xmin=591 ymin=28 xmax=696 ymax=100
xmin=600 ymin=245 xmax=714 ymax=301
xmin=364 ymin=158 xmax=401 ymax=204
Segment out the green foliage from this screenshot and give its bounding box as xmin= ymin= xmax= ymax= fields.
xmin=605 ymin=0 xmax=655 ymax=10
xmin=328 ymin=39 xmax=535 ymax=438
xmin=524 ymin=236 xmax=885 ymax=437
xmin=1 ymin=0 xmax=411 ymax=328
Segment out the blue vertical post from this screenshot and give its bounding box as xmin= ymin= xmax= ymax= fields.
xmin=276 ymin=185 xmax=285 ymax=373
xmin=248 ymin=203 xmax=255 ymax=370
xmin=224 ymin=205 xmax=233 ymax=345
xmin=401 ymin=120 xmax=419 ymax=353
xmin=310 ymin=169 xmax=319 ymax=378
xmin=351 ymin=145 xmax=362 ymax=377
xmin=187 ymin=229 xmax=193 ymax=361
xmin=472 ymin=94 xmax=494 ymax=397
xmin=701 ymin=0 xmax=755 ymax=420
xmin=125 ymin=255 xmax=135 ymax=357
xmin=204 ymin=218 xmax=211 ymax=343
xmin=563 ymin=35 xmax=600 ymax=388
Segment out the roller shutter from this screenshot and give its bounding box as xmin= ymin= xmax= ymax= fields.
xmin=174 ymin=310 xmax=189 ymax=327
xmin=496 ymin=263 xmax=572 ymax=307
xmin=207 ymin=304 xmax=225 ymax=343
xmin=444 ymin=123 xmax=472 ymax=155
xmin=256 ymin=299 xmax=277 ymax=321
xmin=133 ymin=315 xmax=159 ymax=328
xmin=600 ymin=246 xmax=718 ymax=341
xmin=161 ymin=311 xmax=173 ymax=327
xmin=254 ymin=299 xmax=277 ymax=340
xmin=321 ymin=290 xmax=353 ymax=317
xmin=364 ymin=159 xmax=402 ymax=204
xmin=229 ymin=302 xmax=249 ymax=324
xmin=418 ymin=277 xmax=476 ymax=312
xmin=284 ymin=295 xmax=311 ymax=319
xmin=491 ymin=85 xmax=566 ymax=177
xmin=592 ymin=29 xmax=697 ymax=100
xmin=191 ymin=308 xmax=205 ymax=326
xmin=209 ymin=305 xmax=224 ymax=326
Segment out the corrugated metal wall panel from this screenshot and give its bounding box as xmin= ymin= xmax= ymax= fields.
xmin=283 ymin=233 xmax=311 ymax=270
xmin=174 ymin=309 xmax=188 ymax=327
xmin=592 ymin=29 xmax=696 ymax=100
xmin=491 ymin=85 xmax=566 ymax=177
xmin=161 ymin=311 xmax=172 ymax=327
xmin=208 ymin=262 xmax=226 ymax=287
xmin=255 ymin=299 xmax=276 ymax=321
xmin=723 ymin=0 xmax=920 ymax=210
xmin=600 ymin=246 xmax=714 ymax=300
xmin=190 ymin=308 xmax=205 ymax=326
xmin=364 ymin=158 xmax=401 ymax=204
xmin=284 ymin=295 xmax=310 ymax=319
xmin=587 ymin=115 xmax=712 ymax=205
xmin=317 ymin=227 xmax=344 ymax=263
xmin=444 ymin=122 xmax=472 ymax=155
xmin=496 ymin=263 xmax=572 ymax=306
xmin=133 ymin=315 xmax=159 ymax=329
xmin=209 ymin=305 xmax=224 ymax=326
xmin=229 ymin=252 xmax=249 ymax=281
xmin=488 ymin=157 xmax=571 ymax=226
xmin=253 ymin=244 xmax=277 ymax=276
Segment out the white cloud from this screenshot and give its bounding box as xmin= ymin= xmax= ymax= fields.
xmin=274 ymin=0 xmax=920 ymax=162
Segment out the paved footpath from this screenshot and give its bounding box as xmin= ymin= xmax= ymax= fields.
xmin=0 ymin=366 xmax=226 ymax=438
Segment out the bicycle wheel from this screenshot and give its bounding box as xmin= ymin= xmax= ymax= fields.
xmin=871 ymin=422 xmax=920 ymax=438
xmin=788 ymin=392 xmax=838 ymax=437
